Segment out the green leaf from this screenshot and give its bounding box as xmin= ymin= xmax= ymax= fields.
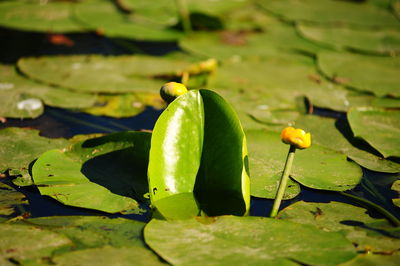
xmin=0 ymin=64 xmax=97 ymax=118
xmin=341 ymin=253 xmax=400 ymax=266
xmin=317 ymin=51 xmax=400 ymax=97
xmin=17 ymin=55 xmax=194 ymax=93
xmin=391 ymin=180 xmax=400 ymax=207
xmin=295 ymin=115 xmax=400 ymax=173
xmin=0 ymin=1 xmax=82 ymax=33
xmin=0 ymin=223 xmax=72 ymax=264
xmin=0 ymin=127 xmax=69 ymax=176
xmin=348 ymin=108 xmax=400 ymax=158
xmin=32 ymin=131 xmax=151 ymax=214
xmin=278 ymin=201 xmax=400 ymax=253
xmin=148 ymin=90 xmax=250 ymax=219
xmin=246 ymin=129 xmax=362 ymax=198
xmin=0 ymin=183 xmax=28 ymax=221
xmin=144 ymin=216 xmax=357 ymax=265
xmin=259 ymin=0 xmax=400 ymax=27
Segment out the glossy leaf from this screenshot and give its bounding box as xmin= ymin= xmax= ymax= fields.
xmin=144 ymin=216 xmax=356 ymax=265
xmin=246 ymin=129 xmax=362 ymax=198
xmin=0 ymin=183 xmax=28 ymax=221
xmin=348 ymin=108 xmax=400 ymax=158
xmin=318 ymin=51 xmax=400 ymax=97
xmin=32 ymin=131 xmax=151 ymax=214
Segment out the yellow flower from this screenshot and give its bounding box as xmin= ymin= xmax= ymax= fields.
xmin=280 ymin=127 xmax=311 ymax=149
xmin=160 ymin=82 xmax=188 ymax=103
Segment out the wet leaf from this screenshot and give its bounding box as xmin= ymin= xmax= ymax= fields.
xmin=348 ymin=108 xmax=400 ymax=158
xmin=246 ymin=129 xmax=362 ymax=198
xmin=32 ymin=131 xmax=151 ymax=214
xmin=391 ymin=180 xmax=400 ymax=207
xmin=0 ymin=183 xmax=28 ymax=221
xmin=144 ymin=216 xmax=356 ymax=265
xmin=295 ymin=115 xmax=400 ymax=173
xmin=317 ymin=51 xmax=400 ymax=97
xmin=341 ymin=253 xmax=400 ymax=266
xmin=279 ymin=201 xmax=400 ymax=252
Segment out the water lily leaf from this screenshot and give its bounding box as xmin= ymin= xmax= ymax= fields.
xmin=148 ymin=90 xmax=250 ymax=219
xmin=259 ymin=0 xmax=400 ymax=27
xmin=144 ymin=216 xmax=356 ymax=265
xmin=341 ymin=253 xmax=400 ymax=266
xmin=0 ymin=183 xmax=28 ymax=221
xmin=279 ymin=201 xmax=400 ymax=252
xmin=317 ymin=51 xmax=400 ymax=97
xmin=0 ymin=223 xmax=72 ymax=264
xmin=0 ymin=127 xmax=69 ymax=176
xmin=348 ymin=108 xmax=400 ymax=158
xmin=17 ymin=55 xmax=194 ymax=93
xmin=295 ymin=115 xmax=400 ymax=173
xmin=246 ymin=129 xmax=362 ymax=197
xmin=0 ymin=1 xmax=82 ymax=33
xmin=73 ymin=0 xmax=182 ymax=41
xmin=18 ymin=216 xmax=146 ymax=249
xmin=393 ymin=0 xmax=400 ymax=20
xmin=297 ymin=23 xmax=400 ymax=55
xmin=391 ymin=180 xmax=400 ymax=207
xmin=0 ymin=64 xmax=96 ymax=118
xmin=32 ymin=131 xmax=151 ymax=214
xmin=53 ymin=246 xmax=166 ymax=266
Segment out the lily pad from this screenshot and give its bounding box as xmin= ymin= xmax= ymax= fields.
xmin=0 ymin=183 xmax=28 ymax=221
xmin=341 ymin=253 xmax=400 ymax=266
xmin=246 ymin=129 xmax=362 ymax=199
xmin=348 ymin=108 xmax=400 ymax=158
xmin=0 ymin=127 xmax=69 ymax=177
xmin=148 ymin=90 xmax=250 ymax=219
xmin=297 ymin=23 xmax=400 ymax=55
xmin=0 ymin=64 xmax=97 ymax=118
xmin=0 ymin=223 xmax=72 ymax=264
xmin=317 ymin=51 xmax=400 ymax=97
xmin=278 ymin=201 xmax=400 ymax=252
xmin=17 ymin=55 xmax=195 ymax=93
xmin=32 ymin=131 xmax=151 ymax=214
xmin=144 ymin=216 xmax=356 ymax=265
xmin=391 ymin=180 xmax=400 ymax=207
xmin=0 ymin=1 xmax=82 ymax=33
xmin=294 ymin=115 xmax=400 ymax=173
xmin=259 ymin=0 xmax=400 ymax=27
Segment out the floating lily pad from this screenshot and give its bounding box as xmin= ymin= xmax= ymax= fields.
xmin=341 ymin=253 xmax=400 ymax=266
xmin=0 ymin=223 xmax=72 ymax=264
xmin=144 ymin=216 xmax=356 ymax=265
xmin=32 ymin=131 xmax=151 ymax=214
xmin=246 ymin=129 xmax=362 ymax=199
xmin=348 ymin=108 xmax=400 ymax=158
xmin=317 ymin=51 xmax=400 ymax=97
xmin=391 ymin=180 xmax=400 ymax=207
xmin=17 ymin=55 xmax=195 ymax=93
xmin=297 ymin=23 xmax=400 ymax=55
xmin=279 ymin=201 xmax=400 ymax=252
xmin=0 ymin=127 xmax=69 ymax=177
xmin=259 ymin=0 xmax=400 ymax=27
xmin=0 ymin=1 xmax=82 ymax=33
xmin=0 ymin=183 xmax=28 ymax=221
xmin=295 ymin=115 xmax=400 ymax=173
xmin=0 ymin=64 xmax=97 ymax=118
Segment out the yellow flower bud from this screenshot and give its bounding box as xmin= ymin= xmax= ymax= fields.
xmin=160 ymin=82 xmax=188 ymax=103
xmin=280 ymin=127 xmax=311 ymax=149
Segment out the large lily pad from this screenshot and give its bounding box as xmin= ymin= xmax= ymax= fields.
xmin=259 ymin=0 xmax=400 ymax=27
xmin=246 ymin=129 xmax=362 ymax=199
xmin=0 ymin=223 xmax=72 ymax=264
xmin=297 ymin=23 xmax=400 ymax=55
xmin=317 ymin=51 xmax=400 ymax=97
xmin=342 ymin=253 xmax=400 ymax=266
xmin=294 ymin=115 xmax=400 ymax=173
xmin=148 ymin=90 xmax=250 ymax=219
xmin=0 ymin=64 xmax=96 ymax=118
xmin=0 ymin=1 xmax=82 ymax=33
xmin=348 ymin=108 xmax=400 ymax=158
xmin=278 ymin=201 xmax=400 ymax=252
xmin=32 ymin=131 xmax=151 ymax=214
xmin=144 ymin=216 xmax=356 ymax=265
xmin=0 ymin=127 xmax=69 ymax=177
xmin=0 ymin=183 xmax=28 ymax=222
xmin=17 ymin=55 xmax=195 ymax=93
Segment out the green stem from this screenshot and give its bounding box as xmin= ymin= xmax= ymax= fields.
xmin=175 ymin=0 xmax=192 ymax=34
xmin=270 ymin=145 xmax=296 ymax=218
xmin=339 ymin=191 xmax=400 ymax=227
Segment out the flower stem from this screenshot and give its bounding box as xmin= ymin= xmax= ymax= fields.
xmin=175 ymin=0 xmax=192 ymax=34
xmin=270 ymin=145 xmax=296 ymax=218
